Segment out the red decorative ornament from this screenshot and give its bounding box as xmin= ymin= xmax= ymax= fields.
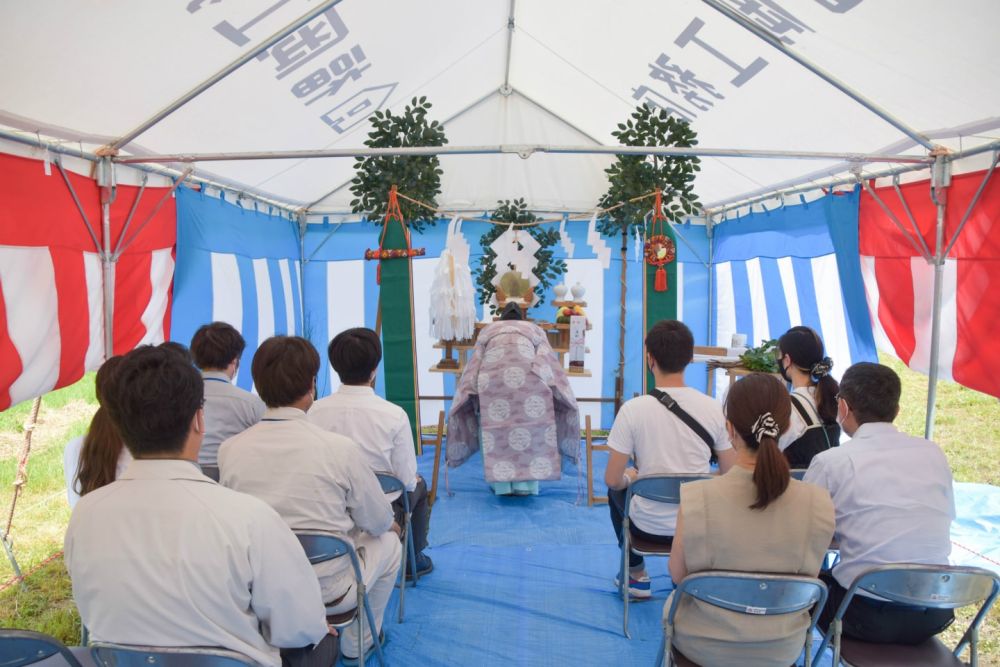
xmin=644 ymin=189 xmax=676 ymax=292
xmin=365 ymin=185 xmax=426 ymax=284
xmin=644 ymin=235 xmax=676 ymax=291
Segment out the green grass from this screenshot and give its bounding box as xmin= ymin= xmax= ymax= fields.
xmin=1 ymin=375 xmax=96 ymax=642
xmin=2 ymin=363 xmax=1000 ymax=656
xmin=0 ymin=556 xmax=82 ymax=641
xmin=882 ymin=354 xmax=1000 ymax=486
xmin=0 ymin=373 xmax=95 ymax=435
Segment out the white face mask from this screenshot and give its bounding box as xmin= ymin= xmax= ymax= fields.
xmin=836 ymin=396 xmax=849 ymax=431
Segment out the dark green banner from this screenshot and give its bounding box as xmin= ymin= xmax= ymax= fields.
xmin=644 ymin=225 xmax=678 ymax=392
xmin=379 ymin=220 xmax=421 ymax=449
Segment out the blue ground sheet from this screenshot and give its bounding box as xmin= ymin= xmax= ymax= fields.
xmin=364 ymin=447 xmax=1000 ymax=666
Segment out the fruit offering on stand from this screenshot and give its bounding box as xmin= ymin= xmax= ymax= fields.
xmin=555 ymin=304 xmax=587 ymax=324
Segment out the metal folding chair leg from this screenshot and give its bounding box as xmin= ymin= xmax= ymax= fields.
xmin=397 ymin=520 xmax=408 ymax=623
xmin=361 ymin=583 xmax=386 ymax=667
xmin=406 ymin=510 xmax=418 ymax=585
xmin=622 ymin=518 xmax=631 ymax=639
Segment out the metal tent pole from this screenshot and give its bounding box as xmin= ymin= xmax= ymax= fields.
xmin=859 ymin=178 xmax=932 ymax=262
xmin=942 ymin=151 xmax=1000 ymax=258
xmin=925 ymin=151 xmax=998 ymax=439
xmin=112 ymin=144 xmax=932 ymax=165
xmin=296 ymin=211 xmax=308 ymax=335
xmin=706 ymin=219 xmax=716 ymax=395
xmin=107 ymin=0 xmax=345 ymax=152
xmin=501 ymin=0 xmax=516 ymax=94
xmin=0 ymin=129 xmax=303 ymax=215
xmin=701 ymin=0 xmax=934 ymax=151
xmin=97 ymin=158 xmax=117 ymax=357
xmin=924 ymin=156 xmax=950 ymax=440
xmin=704 ymin=139 xmax=1000 ymax=214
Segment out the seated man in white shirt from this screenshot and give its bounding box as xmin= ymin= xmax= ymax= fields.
xmin=189 ymin=322 xmax=265 ymax=476
xmin=604 ymin=320 xmax=736 ymax=598
xmin=805 ymin=362 xmax=956 ymax=645
xmin=64 ymin=345 xmax=335 ymax=667
xmin=219 ymin=335 xmax=400 ymax=666
xmin=310 ymin=327 xmax=432 ymax=579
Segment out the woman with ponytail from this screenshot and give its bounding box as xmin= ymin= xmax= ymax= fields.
xmin=665 ymin=373 xmax=835 ymax=666
xmin=777 ymin=325 xmax=840 ymax=467
xmin=63 ymin=356 xmax=132 ymax=507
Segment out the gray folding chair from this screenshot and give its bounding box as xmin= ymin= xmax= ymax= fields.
xmin=658 ymin=570 xmax=829 ymax=667
xmin=199 ymin=464 xmax=220 ymax=482
xmin=375 ymin=471 xmax=418 ymax=623
xmin=790 ymin=468 xmax=808 ymax=481
xmin=295 ymin=532 xmax=386 ymax=667
xmin=90 ymin=644 xmax=252 ymax=666
xmin=0 ymin=629 xmax=88 ymax=667
xmin=815 ymin=563 xmax=1000 ymax=666
xmin=621 ymin=473 xmax=714 ymax=638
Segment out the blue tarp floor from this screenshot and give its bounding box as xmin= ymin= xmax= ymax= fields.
xmin=360 ymin=446 xmax=1000 ymax=667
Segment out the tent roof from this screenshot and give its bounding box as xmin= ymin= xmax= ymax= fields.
xmin=2 ymin=0 xmax=998 ymax=215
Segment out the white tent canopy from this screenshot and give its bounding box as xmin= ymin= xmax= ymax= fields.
xmin=2 ymin=0 xmax=998 ymax=215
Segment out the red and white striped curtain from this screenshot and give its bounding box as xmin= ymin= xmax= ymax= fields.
xmin=859 ymin=168 xmax=1000 ymax=399
xmin=0 ymin=153 xmax=176 ymax=410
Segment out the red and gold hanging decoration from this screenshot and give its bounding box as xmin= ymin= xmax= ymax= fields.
xmin=644 ymin=188 xmax=676 ymax=292
xmin=364 ymin=248 xmax=425 ymax=260
xmin=365 ymin=185 xmax=426 ymax=284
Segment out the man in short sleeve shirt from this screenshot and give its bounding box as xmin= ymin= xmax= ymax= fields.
xmin=190 ymin=322 xmax=265 ymax=472
xmin=64 ymin=345 xmax=334 ymax=667
xmin=220 ymin=336 xmax=400 ymax=665
xmin=604 ymin=320 xmax=735 ymax=598
xmin=805 ymin=362 xmax=955 ymax=645
xmin=310 ymin=327 xmax=433 ymax=578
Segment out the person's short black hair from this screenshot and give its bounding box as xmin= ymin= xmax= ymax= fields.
xmin=328 ymin=328 xmax=382 ymax=385
xmin=839 ymin=362 xmax=901 ymax=425
xmin=644 ymin=320 xmax=694 ymax=374
xmin=103 ymin=345 xmax=203 ymax=457
xmin=159 ymin=341 xmax=194 ymax=365
xmin=252 ymin=336 xmax=320 ymax=407
xmin=190 ymin=322 xmax=246 ymax=370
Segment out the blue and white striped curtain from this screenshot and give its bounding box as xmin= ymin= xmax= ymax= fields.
xmin=172 ymin=188 xmax=303 ymax=391
xmin=172 ymin=188 xmax=872 ymax=426
xmin=711 ymin=189 xmax=877 ymax=391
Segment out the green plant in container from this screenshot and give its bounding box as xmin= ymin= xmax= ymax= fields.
xmin=740 ymin=339 xmax=781 ymax=373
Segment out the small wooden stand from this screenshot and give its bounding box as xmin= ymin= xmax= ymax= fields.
xmin=431 ymin=338 xmax=474 ymax=371
xmin=421 ymin=410 xmax=446 ymax=507
xmin=693 ymin=345 xmax=783 ymax=396
xmin=585 ymin=415 xmax=610 ymax=506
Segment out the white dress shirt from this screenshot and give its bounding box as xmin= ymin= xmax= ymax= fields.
xmin=219 ymin=407 xmax=394 ymax=601
xmin=199 ymin=371 xmax=265 ymax=465
xmin=309 ymin=384 xmax=418 ymax=494
xmin=64 ymin=459 xmax=327 ymax=667
xmin=607 ymin=387 xmax=732 ymax=535
xmin=804 ymin=422 xmax=955 ymax=589
xmin=63 ymin=434 xmax=133 ymax=508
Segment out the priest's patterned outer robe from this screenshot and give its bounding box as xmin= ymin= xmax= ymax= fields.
xmin=447 ymin=320 xmax=580 ymax=482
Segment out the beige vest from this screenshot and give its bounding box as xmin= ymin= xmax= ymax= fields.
xmin=671 ymin=467 xmax=834 ymax=667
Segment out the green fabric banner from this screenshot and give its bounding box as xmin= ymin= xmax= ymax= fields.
xmin=643 ymin=225 xmax=678 ymax=392
xmin=379 ymin=220 xmax=421 ymax=449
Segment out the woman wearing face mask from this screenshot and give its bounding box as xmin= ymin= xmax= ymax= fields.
xmin=666 ymin=373 xmax=835 ymax=666
xmin=776 ymin=326 xmax=840 ymax=468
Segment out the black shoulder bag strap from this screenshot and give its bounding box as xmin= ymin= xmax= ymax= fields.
xmin=790 ymin=392 xmax=834 ymax=450
xmin=790 ymin=393 xmax=816 ymax=427
xmin=649 ymin=388 xmax=715 ymax=459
